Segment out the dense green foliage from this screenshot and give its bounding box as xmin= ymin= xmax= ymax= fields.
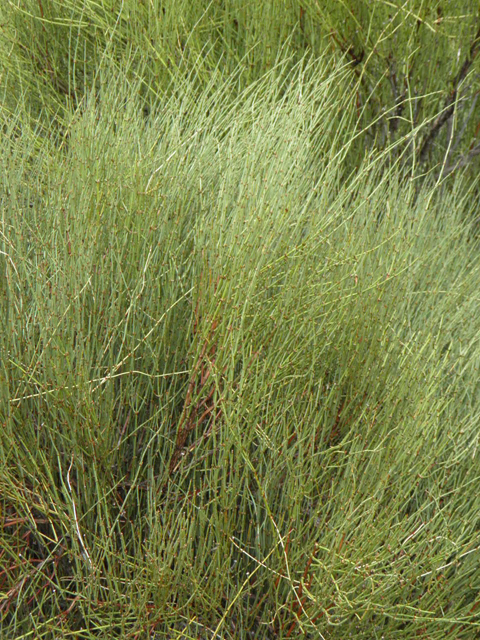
xmin=1 ymin=2 xmax=480 ymax=638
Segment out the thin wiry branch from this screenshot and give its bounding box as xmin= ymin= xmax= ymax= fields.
xmin=439 ymin=87 xmax=479 ymax=178
xmin=449 ymin=89 xmax=480 ymax=156
xmin=441 ymin=141 xmax=480 ymax=178
xmin=419 ymin=24 xmax=480 ymax=163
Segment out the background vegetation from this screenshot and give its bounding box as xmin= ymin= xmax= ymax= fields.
xmin=1 ymin=1 xmax=479 ymax=638
xmin=2 ymin=0 xmax=480 ymax=180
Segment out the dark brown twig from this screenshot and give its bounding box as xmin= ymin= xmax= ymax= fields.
xmin=419 ymin=24 xmax=480 ymax=164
